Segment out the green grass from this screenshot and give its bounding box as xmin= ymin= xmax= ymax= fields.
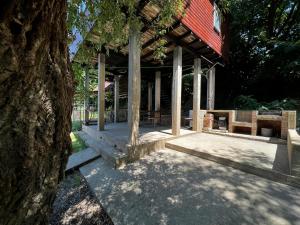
xmin=72 ymin=121 xmax=82 ymax=131
xmin=71 ymin=132 xmax=87 ymax=153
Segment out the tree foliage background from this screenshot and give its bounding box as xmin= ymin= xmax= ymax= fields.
xmin=69 ymin=0 xmax=299 ymax=110
xmin=217 ymin=0 xmax=300 ymax=109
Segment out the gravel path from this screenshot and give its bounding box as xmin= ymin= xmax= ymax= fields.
xmin=50 ymin=171 xmax=113 ymax=225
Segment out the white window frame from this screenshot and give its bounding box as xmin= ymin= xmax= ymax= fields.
xmin=213 ymin=3 xmax=221 ymax=33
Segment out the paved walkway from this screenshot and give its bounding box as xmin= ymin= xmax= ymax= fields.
xmin=80 ymin=149 xmax=300 ymax=225
xmin=167 ymin=133 xmax=289 ymax=174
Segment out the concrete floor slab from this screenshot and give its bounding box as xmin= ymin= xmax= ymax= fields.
xmin=167 ymin=133 xmax=289 ymax=174
xmin=205 ymin=130 xmax=287 ymax=145
xmin=80 ymin=149 xmax=300 ymax=225
xmin=86 ymin=123 xmax=195 ymax=147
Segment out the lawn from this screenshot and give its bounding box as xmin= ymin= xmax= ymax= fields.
xmin=70 ymin=132 xmax=87 ymax=153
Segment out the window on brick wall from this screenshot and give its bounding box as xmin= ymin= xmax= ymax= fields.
xmin=213 ymin=3 xmax=221 ymax=33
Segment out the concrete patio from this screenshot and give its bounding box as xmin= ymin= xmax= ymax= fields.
xmin=165 ymin=133 xmax=300 ymax=186
xmin=166 ymin=133 xmax=289 ymax=173
xmin=80 ymin=149 xmax=300 ymax=225
xmin=83 ymin=123 xmax=195 ymax=148
xmin=79 ymin=123 xmax=196 ymax=167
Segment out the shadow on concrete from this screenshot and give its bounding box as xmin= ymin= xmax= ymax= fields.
xmin=166 ymin=133 xmax=291 ymax=177
xmin=80 ymin=149 xmax=300 ymax=225
xmin=273 ymin=144 xmax=290 ymax=174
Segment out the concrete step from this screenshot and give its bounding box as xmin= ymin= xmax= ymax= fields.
xmin=77 ymin=131 xmax=127 ymax=169
xmin=165 ymin=143 xmax=300 ymax=188
xmin=292 ymin=144 xmax=300 ymax=177
xmin=288 ymin=130 xmax=300 ymax=177
xmin=65 ymin=147 xmax=101 ymax=172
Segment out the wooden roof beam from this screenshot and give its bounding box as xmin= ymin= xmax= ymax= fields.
xmin=177 ymin=30 xmax=194 ymax=40
xmin=141 ymin=42 xmax=174 ymax=60
xmin=141 ymin=22 xmax=182 ymax=50
xmin=165 ymin=32 xmax=197 ymax=57
xmin=145 ymin=37 xmax=200 ymax=64
xmin=137 ymin=0 xmax=150 ymax=12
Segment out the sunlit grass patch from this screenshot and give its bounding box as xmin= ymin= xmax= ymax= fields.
xmin=70 ymin=132 xmax=87 ymax=153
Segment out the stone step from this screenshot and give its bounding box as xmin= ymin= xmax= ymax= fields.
xmin=165 ymin=143 xmax=300 ymax=188
xmin=77 ymin=131 xmax=127 ymax=169
xmin=65 ymin=147 xmax=101 ymax=172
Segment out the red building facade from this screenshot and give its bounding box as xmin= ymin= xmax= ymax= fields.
xmin=181 ymin=0 xmax=226 ymax=57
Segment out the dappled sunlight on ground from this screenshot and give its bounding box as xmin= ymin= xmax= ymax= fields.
xmin=167 ymin=133 xmax=289 ymax=173
xmin=80 ymin=149 xmax=300 ymax=225
xmin=88 ymin=123 xmax=194 ymax=145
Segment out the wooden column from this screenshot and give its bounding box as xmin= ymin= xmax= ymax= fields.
xmin=192 ymin=58 xmax=202 ymax=131
xmin=207 ymin=67 xmax=215 ymax=110
xmin=172 ymin=46 xmax=182 ymax=136
xmin=155 ymin=71 xmax=161 ymax=112
xmin=84 ymin=66 xmax=90 ymax=125
xmin=114 ymin=76 xmax=120 ymax=123
xmin=97 ymin=53 xmax=105 ymax=131
xmin=128 ymin=29 xmax=141 ymax=145
xmin=148 ymin=82 xmax=152 ymax=112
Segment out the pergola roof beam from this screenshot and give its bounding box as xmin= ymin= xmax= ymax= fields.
xmin=73 ymin=1 xmax=224 ymax=67
xmin=141 ymin=22 xmax=182 ymax=50
xmin=165 ymin=32 xmax=197 ymax=57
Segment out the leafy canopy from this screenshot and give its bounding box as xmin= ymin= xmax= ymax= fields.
xmin=68 ymin=0 xmax=186 ymax=103
xmin=68 ymin=0 xmax=185 ymax=63
xmin=216 ymin=0 xmax=300 ymax=107
xmin=228 ymin=0 xmax=300 ymax=80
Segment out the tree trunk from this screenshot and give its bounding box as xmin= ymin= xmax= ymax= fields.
xmin=0 ymin=1 xmax=73 ymax=225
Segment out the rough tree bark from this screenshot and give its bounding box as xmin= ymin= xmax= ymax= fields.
xmin=0 ymin=1 xmax=73 ymax=225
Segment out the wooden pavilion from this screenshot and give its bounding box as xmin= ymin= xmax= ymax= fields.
xmin=73 ymin=0 xmax=228 ymax=148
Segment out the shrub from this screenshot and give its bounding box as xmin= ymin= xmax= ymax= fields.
xmin=233 ymin=95 xmax=260 ymax=110
xmin=261 ymin=99 xmax=298 ymax=110
xmin=234 ymin=95 xmax=299 ymax=111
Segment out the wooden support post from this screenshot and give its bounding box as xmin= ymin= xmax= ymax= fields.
xmin=97 ymin=53 xmax=105 ymax=131
xmin=192 ymin=58 xmax=202 ymax=131
xmin=114 ymin=76 xmax=120 ymax=123
xmin=155 ymin=71 xmax=161 ymax=112
xmin=172 ymin=46 xmax=182 ymax=136
xmin=128 ymin=29 xmax=141 ymax=145
xmin=84 ymin=66 xmax=90 ymax=125
xmin=207 ymin=67 xmax=215 ymax=110
xmin=148 ymin=82 xmax=153 ymax=112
